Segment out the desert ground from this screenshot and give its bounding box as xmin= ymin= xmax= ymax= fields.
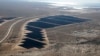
xmin=0 ymin=1 xmax=100 ymax=56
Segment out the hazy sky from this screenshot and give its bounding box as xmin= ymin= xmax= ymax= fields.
xmin=1 ymin=0 xmax=100 ymax=4
xmin=27 ymin=0 xmax=100 ymax=3
xmin=0 ymin=0 xmax=100 ymax=8
xmin=25 ymin=0 xmax=100 ymax=8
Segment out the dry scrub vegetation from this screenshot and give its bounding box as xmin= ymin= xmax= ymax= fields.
xmin=0 ymin=7 xmax=100 ymax=56
xmin=0 ymin=17 xmax=100 ymax=56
